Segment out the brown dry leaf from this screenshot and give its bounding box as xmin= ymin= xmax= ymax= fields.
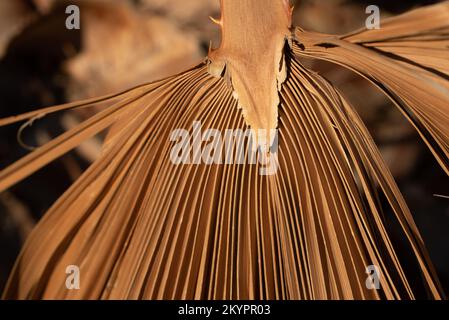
xmin=1 ymin=0 xmax=449 ymax=299
xmin=208 ymin=0 xmax=291 ymax=145
xmin=293 ymin=2 xmax=449 ymax=175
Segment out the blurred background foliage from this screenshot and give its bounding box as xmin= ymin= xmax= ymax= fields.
xmin=0 ymin=0 xmax=447 ymax=295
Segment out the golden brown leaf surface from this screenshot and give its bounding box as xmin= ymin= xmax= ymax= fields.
xmin=208 ymin=0 xmax=292 ymax=145
xmin=1 ymin=1 xmax=449 ymax=300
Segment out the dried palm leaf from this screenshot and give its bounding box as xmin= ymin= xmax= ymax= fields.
xmin=1 ymin=0 xmax=449 ymax=300
xmin=293 ymin=3 xmax=449 ymax=174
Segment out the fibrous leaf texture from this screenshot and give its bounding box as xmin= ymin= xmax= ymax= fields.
xmin=1 ymin=0 xmax=449 ymax=299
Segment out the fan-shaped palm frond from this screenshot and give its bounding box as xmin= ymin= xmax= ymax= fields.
xmin=1 ymin=0 xmax=449 ymax=299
